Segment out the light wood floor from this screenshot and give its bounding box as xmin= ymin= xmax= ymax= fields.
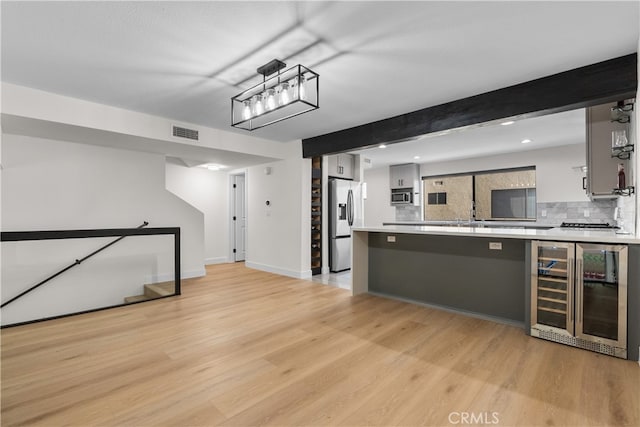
xmin=2 ymin=263 xmax=638 ymax=426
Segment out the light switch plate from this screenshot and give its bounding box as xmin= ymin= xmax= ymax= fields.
xmin=387 ymin=235 xmax=396 ymax=243
xmin=489 ymin=242 xmax=502 ymax=250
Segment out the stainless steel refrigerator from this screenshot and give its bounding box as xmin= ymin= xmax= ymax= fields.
xmin=329 ymin=178 xmax=361 ymax=272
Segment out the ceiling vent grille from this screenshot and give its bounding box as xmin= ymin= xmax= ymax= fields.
xmin=172 ymin=125 xmax=199 ymax=141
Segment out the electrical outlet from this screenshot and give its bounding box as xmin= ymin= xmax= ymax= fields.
xmin=387 ymin=235 xmax=396 ymax=243
xmin=584 ymin=209 xmax=590 ymax=218
xmin=541 ymin=209 xmax=547 ymax=217
xmin=489 ymin=242 xmax=502 ymax=250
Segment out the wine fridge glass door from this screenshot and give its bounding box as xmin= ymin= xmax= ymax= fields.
xmin=575 ymin=244 xmax=627 ymax=350
xmin=531 ymin=241 xmax=574 ymax=335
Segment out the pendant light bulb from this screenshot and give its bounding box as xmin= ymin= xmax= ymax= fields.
xmin=242 ymin=100 xmax=251 ymax=120
xmin=298 ymin=75 xmax=306 ymax=100
xmin=253 ymin=95 xmax=264 ymax=116
xmin=266 ymin=89 xmax=276 ymax=111
xmin=279 ymin=82 xmax=290 ymax=105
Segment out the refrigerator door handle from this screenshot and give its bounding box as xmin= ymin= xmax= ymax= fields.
xmin=347 ymin=189 xmax=354 ymax=226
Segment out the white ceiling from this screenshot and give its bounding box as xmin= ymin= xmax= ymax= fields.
xmin=1 ymin=1 xmax=638 ymax=154
xmin=352 ymin=108 xmax=586 ymax=168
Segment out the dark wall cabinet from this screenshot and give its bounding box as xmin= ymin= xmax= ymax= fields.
xmin=586 ymin=102 xmax=631 ymax=198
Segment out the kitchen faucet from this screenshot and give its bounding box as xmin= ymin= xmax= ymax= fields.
xmin=469 ymin=202 xmax=476 ymax=225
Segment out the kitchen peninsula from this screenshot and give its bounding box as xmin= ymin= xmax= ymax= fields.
xmin=351 ymin=225 xmax=640 ymax=360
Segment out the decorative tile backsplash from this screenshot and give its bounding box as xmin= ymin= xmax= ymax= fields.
xmin=396 ymin=197 xmax=635 ymax=228
xmin=536 ymin=200 xmax=617 ymax=225
xmin=395 ymin=205 xmax=421 ymax=221
xmin=616 ymin=195 xmax=636 ymax=234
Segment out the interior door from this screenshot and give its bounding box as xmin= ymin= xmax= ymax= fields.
xmin=233 ymin=175 xmax=246 ymax=262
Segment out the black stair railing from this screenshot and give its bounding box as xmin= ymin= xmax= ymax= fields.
xmin=0 ymin=223 xmax=181 ymax=324
xmin=1 ymin=222 xmax=150 ymax=309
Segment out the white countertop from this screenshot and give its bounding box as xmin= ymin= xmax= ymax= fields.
xmin=353 ymin=225 xmax=640 ymax=244
xmin=383 ymin=220 xmax=555 ymax=228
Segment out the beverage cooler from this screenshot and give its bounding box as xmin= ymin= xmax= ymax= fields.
xmin=531 ymin=241 xmax=628 ymax=358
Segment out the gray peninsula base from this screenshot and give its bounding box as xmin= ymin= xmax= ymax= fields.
xmin=367 ymin=233 xmax=526 ymax=325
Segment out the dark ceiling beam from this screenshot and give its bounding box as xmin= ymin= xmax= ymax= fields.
xmin=302 ymin=53 xmax=637 ymax=158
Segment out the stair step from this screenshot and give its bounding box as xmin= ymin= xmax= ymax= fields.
xmin=143 ymin=281 xmax=176 ymax=298
xmin=124 ymin=294 xmax=152 ymax=304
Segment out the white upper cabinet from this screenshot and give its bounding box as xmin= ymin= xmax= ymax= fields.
xmin=327 ymin=153 xmax=355 ymax=179
xmin=389 ymin=163 xmax=420 ymax=189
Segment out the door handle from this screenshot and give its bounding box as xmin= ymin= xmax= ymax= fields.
xmin=568 ymin=258 xmax=574 ymax=323
xmin=347 ymin=190 xmax=354 ymax=226
xmin=576 ymin=258 xmax=583 ymax=324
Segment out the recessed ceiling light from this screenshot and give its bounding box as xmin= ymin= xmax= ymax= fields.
xmin=501 ymin=121 xmax=515 ymax=126
xmin=379 ymin=144 xmax=386 ymax=149
xmin=198 ymin=163 xmax=226 ymax=171
xmin=521 ymin=139 xmax=532 ymax=144
xmin=414 ymin=156 xmax=420 ymax=160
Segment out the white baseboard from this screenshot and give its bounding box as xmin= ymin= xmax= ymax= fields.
xmin=299 ymin=269 xmax=312 ymax=279
xmin=205 ymin=257 xmax=228 ymax=265
xmin=245 ymin=261 xmax=312 ymax=279
xmin=145 ymin=268 xmax=206 ymax=284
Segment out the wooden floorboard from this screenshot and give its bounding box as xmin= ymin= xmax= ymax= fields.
xmin=2 ymin=263 xmax=638 ymax=426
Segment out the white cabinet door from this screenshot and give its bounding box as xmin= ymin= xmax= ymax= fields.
xmin=338 ymin=154 xmax=354 ymax=180
xmin=327 ymin=155 xmax=339 ymax=177
xmin=389 ymin=164 xmax=419 ymax=189
xmin=327 ymin=154 xmax=354 ymax=179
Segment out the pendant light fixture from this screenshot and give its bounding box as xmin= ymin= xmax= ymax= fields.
xmin=231 ymin=59 xmax=319 ymax=131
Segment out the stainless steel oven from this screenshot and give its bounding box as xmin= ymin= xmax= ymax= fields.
xmin=531 ymin=241 xmax=628 ymax=358
xmin=390 ymin=189 xmax=413 ymax=205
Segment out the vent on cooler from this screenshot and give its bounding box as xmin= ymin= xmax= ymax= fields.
xmin=172 ymin=125 xmax=199 ymax=141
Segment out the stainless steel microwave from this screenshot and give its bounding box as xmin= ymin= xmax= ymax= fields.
xmin=390 ymin=189 xmax=413 ymax=205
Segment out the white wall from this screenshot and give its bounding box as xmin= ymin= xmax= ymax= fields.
xmin=2 ymin=83 xmax=314 ymax=286
xmin=1 ymin=134 xmax=205 ymax=324
xmin=165 ymin=149 xmax=313 ymax=279
xmin=2 ymin=83 xmax=297 ymax=161
xmin=165 ymin=162 xmax=229 ymax=265
xmin=362 ymin=166 xmax=396 ymax=226
xmin=419 ymin=144 xmax=588 ymax=203
xmin=245 ymin=156 xmax=311 ymax=278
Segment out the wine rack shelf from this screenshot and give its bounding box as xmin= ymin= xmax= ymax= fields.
xmin=311 ymin=156 xmax=323 ymax=275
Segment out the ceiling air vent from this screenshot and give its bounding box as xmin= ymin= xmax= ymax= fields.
xmin=172 ymin=125 xmax=199 ymax=141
